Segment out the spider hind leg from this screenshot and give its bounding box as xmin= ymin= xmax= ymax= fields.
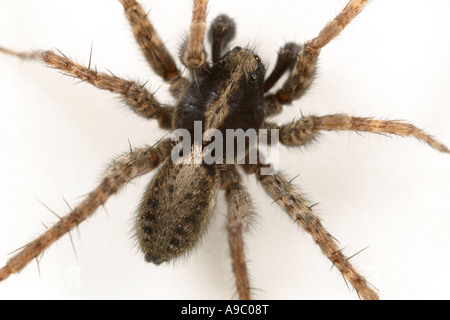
xmin=221 ymin=166 xmax=253 ymax=300
xmin=248 ymin=164 xmax=379 ymax=300
xmin=0 ymin=139 xmax=173 ymax=282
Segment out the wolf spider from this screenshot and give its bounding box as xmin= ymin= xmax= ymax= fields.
xmin=0 ymin=0 xmax=449 ymax=299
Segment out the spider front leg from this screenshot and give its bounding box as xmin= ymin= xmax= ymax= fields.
xmin=220 ymin=166 xmax=253 ymax=300
xmin=0 ymin=139 xmax=173 ymax=282
xmin=181 ymin=0 xmax=208 ymax=70
xmin=119 ymin=0 xmax=190 ymax=99
xmin=264 ymin=0 xmax=369 ymax=117
xmin=0 ymin=47 xmax=173 ymax=129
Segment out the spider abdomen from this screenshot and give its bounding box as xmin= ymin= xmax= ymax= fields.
xmin=136 ymin=149 xmax=218 ymax=264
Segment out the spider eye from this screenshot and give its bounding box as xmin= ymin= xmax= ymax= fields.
xmin=249 ymin=72 xmax=258 ymax=82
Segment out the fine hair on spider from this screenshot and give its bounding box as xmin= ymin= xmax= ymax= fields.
xmin=0 ymin=0 xmax=449 ymax=300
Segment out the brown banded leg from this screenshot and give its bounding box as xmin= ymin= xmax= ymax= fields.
xmin=264 ymin=0 xmax=370 ymax=117
xmin=181 ymin=0 xmax=208 ymax=70
xmin=0 ymin=139 xmax=173 ymax=282
xmin=243 ymin=164 xmax=378 ymax=300
xmin=264 ymin=114 xmax=450 ymax=153
xmin=0 ymin=47 xmax=173 ymax=129
xmin=208 ymin=15 xmax=236 ymax=64
xmin=220 ymin=166 xmax=253 ymax=300
xmin=119 ymin=0 xmax=190 ymax=98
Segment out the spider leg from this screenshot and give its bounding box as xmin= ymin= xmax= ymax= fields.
xmin=181 ymin=0 xmax=208 ymax=70
xmin=119 ymin=0 xmax=190 ymax=99
xmin=244 ymin=164 xmax=379 ymax=300
xmin=0 ymin=139 xmax=173 ymax=282
xmin=264 ymin=0 xmax=369 ymax=117
xmin=0 ymin=47 xmax=173 ymax=129
xmin=220 ymin=166 xmax=253 ymax=300
xmin=265 ymin=114 xmax=450 ymax=153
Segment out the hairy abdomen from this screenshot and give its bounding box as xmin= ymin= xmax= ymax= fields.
xmin=136 ymin=155 xmax=218 ymax=264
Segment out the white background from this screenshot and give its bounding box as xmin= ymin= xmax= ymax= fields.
xmin=0 ymin=0 xmax=449 ymax=300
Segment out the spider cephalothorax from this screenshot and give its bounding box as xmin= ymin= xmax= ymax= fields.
xmin=0 ymin=0 xmax=448 ymax=300
xmin=175 ymin=46 xmax=266 ymax=140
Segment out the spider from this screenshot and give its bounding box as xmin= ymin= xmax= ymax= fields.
xmin=0 ymin=0 xmax=450 ymax=300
